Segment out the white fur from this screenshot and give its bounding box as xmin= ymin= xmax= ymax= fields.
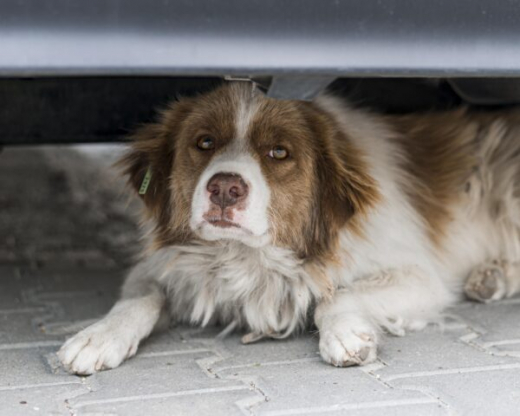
xmin=234 ymin=84 xmax=260 ymax=147
xmin=310 ymin=97 xmax=454 ymax=364
xmin=58 ymin=284 xmax=164 ymax=374
xmin=59 ymin=86 xmax=520 ymax=373
xmin=189 ymin=153 xmax=271 ymax=247
xmin=159 ymin=242 xmax=321 ymax=335
xmin=189 ymin=87 xmax=270 ymax=247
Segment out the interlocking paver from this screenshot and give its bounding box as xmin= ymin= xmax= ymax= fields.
xmin=0 ymin=267 xmax=35 ymax=310
xmin=0 ymin=384 xmax=88 ymax=416
xmin=217 ymin=355 xmax=437 ymax=415
xmin=255 ymin=402 xmax=448 ymax=416
xmin=390 ymin=367 xmax=520 ymax=416
xmin=214 ymin=335 xmax=321 ymax=368
xmin=374 ymin=325 xmax=520 ymax=379
xmin=0 ymin=348 xmax=75 ymax=387
xmin=68 ymin=351 xmax=260 ymax=415
xmin=292 ymin=403 xmax=447 ymax=416
xmin=74 ymin=389 xmax=254 ymax=416
xmin=451 ymin=300 xmax=520 ymax=358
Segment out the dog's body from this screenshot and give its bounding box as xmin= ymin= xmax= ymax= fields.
xmin=59 ymin=83 xmax=520 ymax=374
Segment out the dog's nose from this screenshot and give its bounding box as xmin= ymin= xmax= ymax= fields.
xmin=207 ymin=173 xmax=249 ymax=208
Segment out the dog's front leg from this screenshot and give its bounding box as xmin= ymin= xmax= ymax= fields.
xmin=315 ymin=265 xmax=452 ymax=367
xmin=58 ymin=261 xmax=166 ymax=375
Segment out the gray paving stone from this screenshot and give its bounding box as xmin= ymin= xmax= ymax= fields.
xmin=0 ymin=384 xmax=88 ymax=416
xmin=0 ymin=268 xmax=120 ymax=345
xmin=137 ymin=330 xmax=208 ymax=356
xmin=451 ymin=300 xmax=520 ymax=358
xmin=212 ymin=333 xmax=320 ymax=371
xmin=374 ymin=325 xmax=519 ymax=379
xmin=258 ymin=402 xmax=447 ymax=416
xmin=74 ymin=389 xmax=254 ymax=416
xmin=0 ymin=311 xmax=60 ymax=344
xmin=217 ymin=358 xmax=433 ymax=415
xmin=29 ymin=269 xmax=122 ymax=295
xmin=0 ymin=348 xmax=73 ymax=387
xmin=391 ymin=367 xmax=520 ymax=416
xmin=68 ymin=351 xmax=260 ymax=414
xmin=0 ymin=267 xmax=35 ymax=310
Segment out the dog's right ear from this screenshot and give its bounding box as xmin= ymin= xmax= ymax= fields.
xmin=116 ymin=99 xmax=193 ymax=229
xmin=116 ymin=98 xmax=198 ymax=248
xmin=117 ymin=122 xmax=173 ymax=217
xmin=118 ymin=125 xmax=175 ymax=241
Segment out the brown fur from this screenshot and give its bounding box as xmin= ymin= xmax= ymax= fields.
xmin=117 ymin=99 xmax=197 ymax=249
xmin=388 ymin=110 xmax=478 ymax=247
xmin=247 ymin=98 xmax=380 ymax=260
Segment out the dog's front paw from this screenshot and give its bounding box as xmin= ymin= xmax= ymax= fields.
xmin=58 ymin=319 xmax=139 ymax=375
xmin=319 ymin=322 xmax=377 ymax=367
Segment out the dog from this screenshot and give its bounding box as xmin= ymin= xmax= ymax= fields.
xmin=58 ymin=81 xmax=520 ymax=374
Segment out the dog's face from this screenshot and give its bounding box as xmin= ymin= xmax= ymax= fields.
xmin=120 ymin=83 xmax=378 ymax=260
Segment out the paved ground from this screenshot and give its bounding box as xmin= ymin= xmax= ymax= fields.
xmin=2 ymin=146 xmax=520 ymax=416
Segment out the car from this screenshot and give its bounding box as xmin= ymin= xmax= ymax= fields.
xmin=1 ymin=0 xmax=520 ymax=145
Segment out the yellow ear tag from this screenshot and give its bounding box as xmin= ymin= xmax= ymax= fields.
xmin=138 ymin=167 xmax=152 ymax=195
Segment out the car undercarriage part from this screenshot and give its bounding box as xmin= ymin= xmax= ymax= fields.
xmin=3 ymin=76 xmax=520 ymax=145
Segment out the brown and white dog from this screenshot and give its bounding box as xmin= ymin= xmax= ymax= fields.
xmin=59 ymin=82 xmax=520 ymax=374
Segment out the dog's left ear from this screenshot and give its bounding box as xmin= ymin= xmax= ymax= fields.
xmin=301 ymin=104 xmax=380 ymax=260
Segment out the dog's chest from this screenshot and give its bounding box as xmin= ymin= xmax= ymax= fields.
xmin=161 ymin=242 xmax=318 ymax=335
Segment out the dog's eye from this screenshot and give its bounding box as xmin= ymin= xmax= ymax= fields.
xmin=197 ymin=136 xmax=215 ymax=151
xmin=268 ymin=146 xmax=289 ymax=160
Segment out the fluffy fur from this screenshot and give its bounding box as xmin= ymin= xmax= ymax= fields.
xmin=59 ymin=83 xmax=520 ymax=374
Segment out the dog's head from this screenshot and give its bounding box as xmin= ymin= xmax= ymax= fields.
xmin=119 ymin=83 xmax=378 ymax=260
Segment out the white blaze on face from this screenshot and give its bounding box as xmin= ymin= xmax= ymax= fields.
xmin=189 ymin=87 xmax=271 ymax=247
